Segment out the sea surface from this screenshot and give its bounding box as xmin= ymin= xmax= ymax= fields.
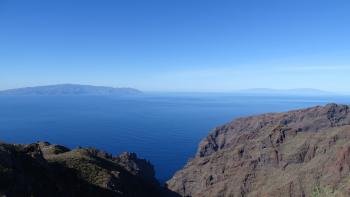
xmin=0 ymin=93 xmax=349 ymax=182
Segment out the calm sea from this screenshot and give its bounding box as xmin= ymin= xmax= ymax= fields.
xmin=0 ymin=93 xmax=349 ymax=182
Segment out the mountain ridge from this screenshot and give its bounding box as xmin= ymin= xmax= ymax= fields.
xmin=167 ymin=103 xmax=350 ymax=196
xmin=0 ymin=141 xmax=166 ymax=197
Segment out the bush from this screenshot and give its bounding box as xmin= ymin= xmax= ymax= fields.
xmin=312 ymin=186 xmax=343 ymax=197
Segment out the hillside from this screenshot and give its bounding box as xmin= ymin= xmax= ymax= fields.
xmin=0 ymin=142 xmax=162 ymax=197
xmin=167 ymin=103 xmax=350 ymax=196
xmin=0 ymin=84 xmax=141 ymax=96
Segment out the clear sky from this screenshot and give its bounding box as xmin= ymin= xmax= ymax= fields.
xmin=1 ymin=0 xmax=350 ymax=92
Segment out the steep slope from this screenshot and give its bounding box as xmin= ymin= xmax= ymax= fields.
xmin=0 ymin=84 xmax=141 ymax=96
xmin=167 ymin=103 xmax=350 ymax=197
xmin=0 ymin=142 xmax=161 ymax=197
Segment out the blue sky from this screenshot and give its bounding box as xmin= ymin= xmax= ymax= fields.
xmin=1 ymin=0 xmax=350 ymax=92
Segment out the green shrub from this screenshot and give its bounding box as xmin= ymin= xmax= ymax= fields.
xmin=312 ymin=186 xmax=343 ymax=197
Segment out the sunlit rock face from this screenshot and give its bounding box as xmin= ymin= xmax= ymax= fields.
xmin=167 ymin=104 xmax=350 ymax=197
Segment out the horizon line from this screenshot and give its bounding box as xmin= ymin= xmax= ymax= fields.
xmin=0 ymin=83 xmax=349 ymax=95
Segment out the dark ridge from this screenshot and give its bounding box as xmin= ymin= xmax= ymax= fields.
xmin=0 ymin=141 xmax=164 ymax=197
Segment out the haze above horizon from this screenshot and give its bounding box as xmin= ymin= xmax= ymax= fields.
xmin=1 ymin=0 xmax=350 ymax=92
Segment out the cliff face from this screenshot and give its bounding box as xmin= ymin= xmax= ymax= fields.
xmin=167 ymin=104 xmax=350 ymax=197
xmin=0 ymin=142 xmax=161 ymax=197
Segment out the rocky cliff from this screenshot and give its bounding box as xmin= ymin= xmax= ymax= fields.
xmin=0 ymin=142 xmax=162 ymax=197
xmin=167 ymin=103 xmax=350 ymax=197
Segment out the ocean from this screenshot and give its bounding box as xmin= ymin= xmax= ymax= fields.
xmin=0 ymin=93 xmax=349 ymax=182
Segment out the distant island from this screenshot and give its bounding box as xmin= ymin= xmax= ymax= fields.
xmin=0 ymin=84 xmax=142 ymax=96
xmin=235 ymin=88 xmax=334 ymax=96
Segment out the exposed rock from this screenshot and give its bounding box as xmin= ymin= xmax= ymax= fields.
xmin=167 ymin=103 xmax=350 ymax=197
xmin=113 ymin=152 xmax=156 ymax=183
xmin=0 ymin=142 xmax=161 ymax=197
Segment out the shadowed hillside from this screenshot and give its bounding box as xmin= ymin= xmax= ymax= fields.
xmin=0 ymin=142 xmax=162 ymax=197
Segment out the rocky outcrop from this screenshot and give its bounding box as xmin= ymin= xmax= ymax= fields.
xmin=0 ymin=142 xmax=161 ymax=197
xmin=167 ymin=103 xmax=350 ymax=197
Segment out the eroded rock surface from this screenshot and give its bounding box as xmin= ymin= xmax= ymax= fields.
xmin=167 ymin=104 xmax=350 ymax=197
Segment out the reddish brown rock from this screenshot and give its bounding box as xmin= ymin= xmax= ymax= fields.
xmin=167 ymin=104 xmax=350 ymax=197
